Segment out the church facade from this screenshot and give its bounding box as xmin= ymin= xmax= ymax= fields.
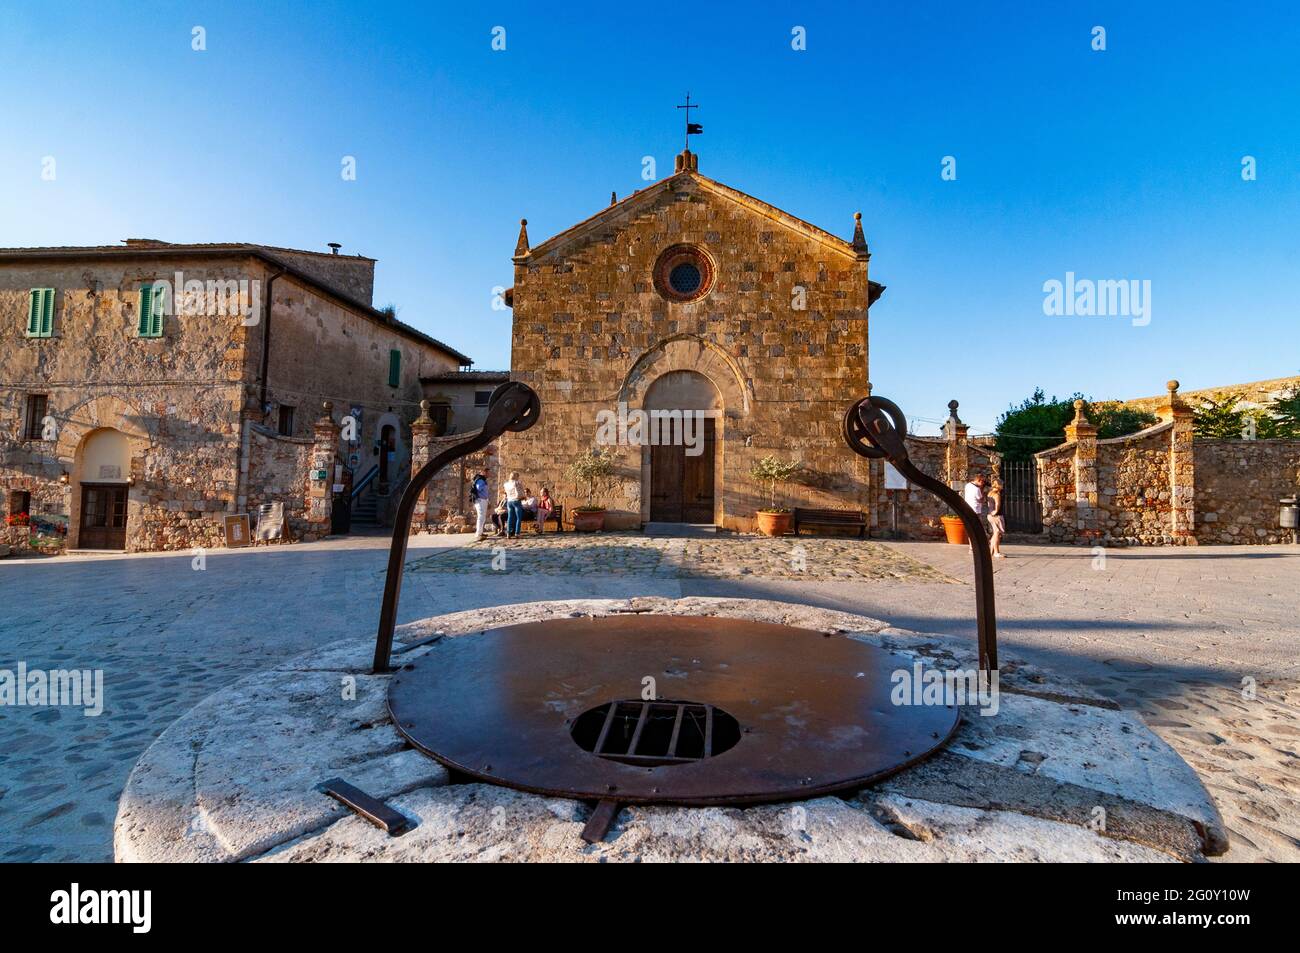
xmin=502 ymin=149 xmax=886 ymax=531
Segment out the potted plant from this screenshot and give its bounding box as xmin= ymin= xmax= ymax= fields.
xmin=940 ymin=514 xmax=968 ymax=545
xmin=566 ymin=447 xmax=616 ymax=531
xmin=750 ymin=455 xmax=802 ymax=536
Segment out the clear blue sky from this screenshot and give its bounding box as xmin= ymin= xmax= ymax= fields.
xmin=3 ymin=1 xmax=1297 ymax=433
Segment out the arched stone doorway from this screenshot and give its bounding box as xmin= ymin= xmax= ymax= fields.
xmin=642 ymin=370 xmax=722 ymax=525
xmin=373 ymin=411 xmax=406 ymax=490
xmin=74 ymin=428 xmax=131 ymax=549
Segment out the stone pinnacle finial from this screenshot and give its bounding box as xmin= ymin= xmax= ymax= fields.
xmin=514 ymin=218 xmax=529 ymax=257
xmin=1167 ymin=379 xmax=1180 ymax=394
xmin=610 ymin=191 xmax=617 ymax=206
xmin=320 ymin=400 xmax=334 ymax=422
xmin=851 ymin=211 xmax=868 ymax=256
xmin=419 ymin=399 xmax=432 ymax=421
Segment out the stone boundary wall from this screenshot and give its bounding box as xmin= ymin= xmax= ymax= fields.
xmin=1194 ymin=440 xmax=1300 ymax=544
xmin=1038 ymin=382 xmax=1300 ymax=546
xmin=245 ymin=425 xmax=314 ymax=542
xmin=1094 ymin=425 xmax=1177 ymax=544
xmin=876 ymin=433 xmax=998 ymax=539
xmin=409 ymin=405 xmax=500 ymax=534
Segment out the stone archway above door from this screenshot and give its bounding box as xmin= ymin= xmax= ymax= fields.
xmin=617 ymin=334 xmax=753 ymax=417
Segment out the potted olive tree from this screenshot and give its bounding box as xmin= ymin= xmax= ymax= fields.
xmin=567 ymin=447 xmax=616 ymax=531
xmin=750 ymin=455 xmax=802 ymax=536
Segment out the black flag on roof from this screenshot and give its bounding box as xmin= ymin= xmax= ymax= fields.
xmin=687 ymin=123 xmax=703 ymax=134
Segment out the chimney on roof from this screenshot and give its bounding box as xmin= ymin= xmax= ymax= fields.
xmin=327 ymin=242 xmax=342 ymax=255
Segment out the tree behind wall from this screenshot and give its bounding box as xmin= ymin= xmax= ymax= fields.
xmin=994 ymin=390 xmax=1080 ymax=462
xmin=994 ymin=390 xmax=1156 ymax=462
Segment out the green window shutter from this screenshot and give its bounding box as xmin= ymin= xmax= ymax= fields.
xmin=138 ymin=286 xmax=153 ymax=335
xmin=26 ymin=289 xmax=53 ymax=336
xmin=138 ymin=285 xmax=164 ymax=337
xmin=388 ymin=349 xmax=401 ymax=387
xmin=26 ymin=290 xmax=41 ymax=335
xmin=40 ymin=289 xmax=54 ymax=336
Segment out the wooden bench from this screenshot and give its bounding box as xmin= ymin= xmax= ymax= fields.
xmin=793 ymin=507 xmax=867 ymax=538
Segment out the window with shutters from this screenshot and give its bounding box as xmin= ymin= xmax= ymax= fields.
xmin=474 ymin=390 xmax=492 ymax=407
xmin=137 ymin=284 xmax=165 ymax=337
xmin=388 ymin=349 xmax=402 ymax=387
xmin=25 ymin=289 xmax=54 ymax=337
xmin=25 ymin=394 xmax=48 ymax=440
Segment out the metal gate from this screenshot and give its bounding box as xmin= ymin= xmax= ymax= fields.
xmin=1000 ymin=460 xmax=1042 ymax=533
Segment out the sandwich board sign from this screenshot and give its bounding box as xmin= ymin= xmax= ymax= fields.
xmin=224 ymin=513 xmax=251 ymax=548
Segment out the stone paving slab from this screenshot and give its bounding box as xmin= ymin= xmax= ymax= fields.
xmin=115 ymin=597 xmax=1224 ymax=863
xmin=405 ymin=534 xmax=957 ymax=582
xmin=7 ymin=534 xmax=1298 ymax=861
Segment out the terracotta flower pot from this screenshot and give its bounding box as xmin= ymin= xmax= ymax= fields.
xmin=940 ymin=514 xmax=967 ymax=545
xmin=571 ymin=508 xmax=606 ymax=532
xmin=756 ymin=510 xmax=793 ymax=537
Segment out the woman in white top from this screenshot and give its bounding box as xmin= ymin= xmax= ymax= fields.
xmin=503 ymin=471 xmax=524 ymax=538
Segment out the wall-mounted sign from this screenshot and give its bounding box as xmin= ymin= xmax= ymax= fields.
xmin=883 ymin=462 xmax=908 ymax=491
xmin=224 ymin=514 xmax=251 ymax=548
xmin=98 ymin=465 xmax=122 ymax=480
xmin=311 ymin=469 xmax=329 ymax=481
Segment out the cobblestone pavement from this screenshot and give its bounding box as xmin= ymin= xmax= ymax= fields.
xmin=406 ymin=532 xmax=956 ymax=582
xmin=1 ymin=531 xmax=1297 ymax=862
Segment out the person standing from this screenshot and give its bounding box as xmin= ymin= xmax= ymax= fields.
xmin=986 ymin=478 xmax=1006 ymax=559
xmin=503 ymin=470 xmax=524 ymax=539
xmin=469 ymin=471 xmax=490 ymax=542
xmin=962 ymin=473 xmax=986 ymax=518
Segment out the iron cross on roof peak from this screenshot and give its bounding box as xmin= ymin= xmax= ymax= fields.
xmin=677 ymin=93 xmax=703 ymax=151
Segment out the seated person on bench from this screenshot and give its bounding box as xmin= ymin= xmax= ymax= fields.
xmin=534 ymin=487 xmax=555 ymax=532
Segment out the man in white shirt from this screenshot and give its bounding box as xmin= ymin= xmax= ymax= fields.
xmin=962 ymin=474 xmax=986 ymax=515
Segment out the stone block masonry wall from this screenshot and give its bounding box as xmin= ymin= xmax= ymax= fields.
xmin=875 ymin=431 xmax=998 ymax=539
xmin=1194 ymin=440 xmax=1300 ymax=544
xmin=1094 ymin=426 xmax=1176 ymax=544
xmin=1038 ymin=381 xmax=1298 ymax=546
xmin=245 ymin=426 xmax=314 ymax=540
xmin=408 ymin=403 xmax=500 ymax=534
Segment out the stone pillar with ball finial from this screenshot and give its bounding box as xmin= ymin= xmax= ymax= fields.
xmin=306 ymin=401 xmax=341 ymax=536
xmin=409 ymin=399 xmax=437 ymax=533
xmin=1063 ymin=399 xmax=1100 ymax=539
xmin=1158 ymin=380 xmax=1197 ymax=542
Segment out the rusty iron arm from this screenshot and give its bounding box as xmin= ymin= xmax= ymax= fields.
xmin=372 ymin=382 xmax=541 ymax=673
xmin=843 ymin=394 xmax=998 ymax=672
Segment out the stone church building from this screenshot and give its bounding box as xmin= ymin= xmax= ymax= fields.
xmin=502 ymin=148 xmax=886 ymax=531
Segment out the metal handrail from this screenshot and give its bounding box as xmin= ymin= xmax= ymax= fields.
xmin=843 ymin=392 xmax=999 ymax=673
xmin=351 ymin=465 xmax=379 ymax=501
xmin=372 ymin=382 xmax=540 ymax=673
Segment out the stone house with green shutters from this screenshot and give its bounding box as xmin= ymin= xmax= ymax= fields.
xmin=0 ymin=240 xmax=471 ymax=553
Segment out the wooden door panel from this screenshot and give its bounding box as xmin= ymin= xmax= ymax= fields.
xmin=650 ymin=443 xmax=684 ymax=522
xmin=681 ymin=418 xmax=715 ymax=523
